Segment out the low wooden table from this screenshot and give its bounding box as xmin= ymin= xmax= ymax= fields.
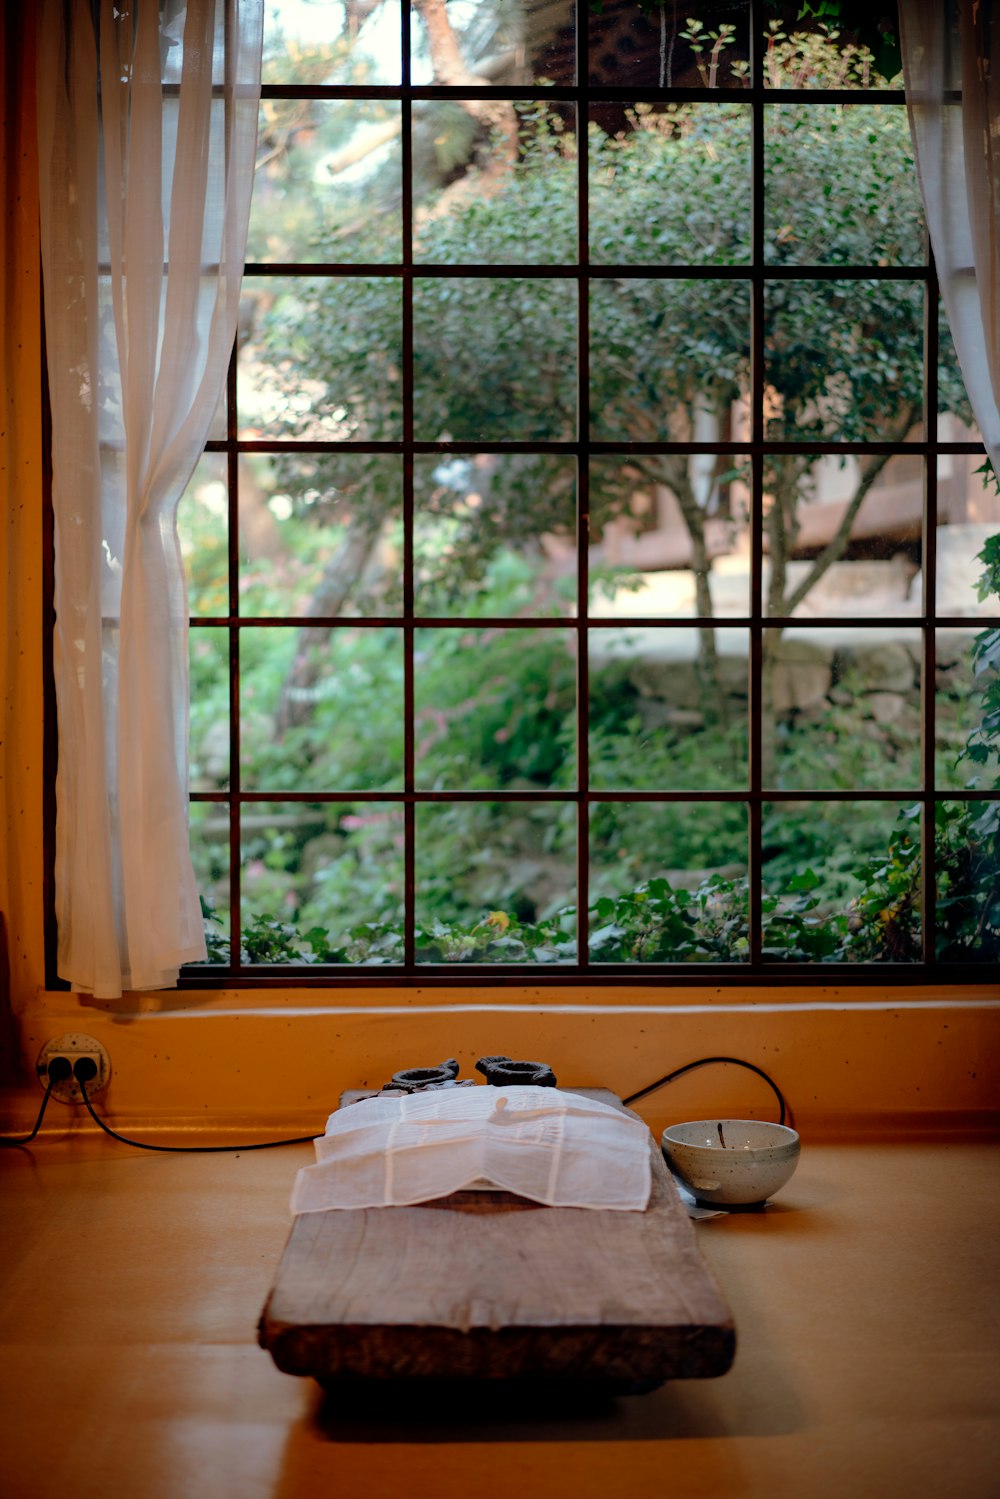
xmin=258 ymin=1088 xmax=735 ymax=1389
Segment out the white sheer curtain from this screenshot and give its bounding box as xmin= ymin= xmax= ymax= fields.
xmin=37 ymin=0 xmax=262 ymax=997
xmin=899 ymin=0 xmax=1000 ymax=473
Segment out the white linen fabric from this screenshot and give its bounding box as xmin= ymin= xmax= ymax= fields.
xmin=899 ymin=0 xmax=1000 ymax=472
xmin=290 ymin=1086 xmax=654 ymax=1213
xmin=36 ymin=0 xmax=262 ymax=996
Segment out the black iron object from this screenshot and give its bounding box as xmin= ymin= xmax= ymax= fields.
xmin=382 ymin=1058 xmax=461 ymax=1093
xmin=475 ymin=1055 xmax=557 ymax=1088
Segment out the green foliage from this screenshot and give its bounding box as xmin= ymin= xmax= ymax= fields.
xmin=839 ymin=808 xmax=922 ymax=962
xmin=243 ymin=26 xmax=956 ymax=586
xmin=960 ymin=529 xmax=1000 ymax=788
xmin=586 ymin=3 xmax=901 ymax=84
xmin=764 ymin=104 xmax=920 ymax=267
xmin=418 ymin=102 xmax=579 ymax=264
xmin=760 ymin=868 xmax=845 ymax=961
xmin=190 ymin=532 xmax=1000 ymax=967
xmin=839 ymin=798 xmax=1000 ymax=965
xmin=933 ymin=800 xmax=1000 ymax=962
xmin=591 ymin=102 xmax=750 ymax=266
xmin=200 ymin=897 xmax=231 ymax=965
xmin=189 ymin=539 xmax=1000 ymax=971
xmin=834 ymin=534 xmax=1000 ymax=963
xmin=589 ymin=875 xmax=749 ymax=962
xmin=415 ymin=627 xmax=576 ymax=790
xmin=184 ymin=15 xmax=994 ymax=972
xmin=240 ymin=627 xmax=406 ymax=793
xmin=416 ymin=906 xmax=577 ymax=965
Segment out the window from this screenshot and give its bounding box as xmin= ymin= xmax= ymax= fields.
xmin=174 ymin=0 xmax=999 ymax=983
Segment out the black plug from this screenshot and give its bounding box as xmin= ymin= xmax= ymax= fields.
xmin=47 ymin=1056 xmax=73 ymax=1084
xmin=74 ymin=1056 xmax=99 ymax=1084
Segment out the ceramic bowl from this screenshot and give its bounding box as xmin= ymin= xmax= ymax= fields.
xmin=662 ymin=1119 xmax=800 ymax=1206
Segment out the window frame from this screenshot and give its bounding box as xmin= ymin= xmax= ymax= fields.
xmin=43 ymin=0 xmax=998 ymax=990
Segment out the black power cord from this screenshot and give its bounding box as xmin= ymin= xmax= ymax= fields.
xmin=2 ymin=1057 xmax=315 ymax=1154
xmin=623 ymin=1055 xmax=789 ymax=1126
xmin=0 ymin=1055 xmax=74 ymax=1147
xmin=0 ymin=1077 xmax=57 ymax=1147
xmin=3 ymin=1054 xmax=789 ymax=1152
xmin=74 ymin=1060 xmax=318 ymax=1152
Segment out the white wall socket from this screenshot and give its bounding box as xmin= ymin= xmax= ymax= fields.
xmin=37 ymin=1034 xmax=112 ymax=1105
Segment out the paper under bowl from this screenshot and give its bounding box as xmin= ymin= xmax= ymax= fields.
xmin=662 ymin=1119 xmax=800 ymax=1205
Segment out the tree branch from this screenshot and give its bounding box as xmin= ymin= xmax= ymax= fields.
xmin=412 ymin=0 xmax=517 ymax=160
xmin=275 ymin=525 xmax=384 ymax=734
xmin=319 ymin=116 xmax=402 ymax=178
xmin=764 ymin=454 xmax=813 ymax=617
xmin=782 ymin=404 xmax=919 ymax=616
xmin=633 ymin=449 xmax=728 ymax=726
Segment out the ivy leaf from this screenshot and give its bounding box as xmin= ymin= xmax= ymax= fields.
xmin=786 ymin=868 xmax=822 ymax=893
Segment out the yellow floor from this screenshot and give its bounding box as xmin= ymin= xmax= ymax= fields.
xmin=1 ymin=1134 xmax=998 ymax=1499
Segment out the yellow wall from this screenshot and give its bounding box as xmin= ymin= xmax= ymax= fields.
xmin=2 ymin=8 xmax=47 ymax=1030
xmin=9 ymin=989 xmax=1000 ymax=1141
xmin=2 ymin=14 xmax=998 ymax=1140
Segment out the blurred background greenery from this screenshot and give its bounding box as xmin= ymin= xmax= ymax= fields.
xmin=180 ymin=5 xmax=999 ymax=966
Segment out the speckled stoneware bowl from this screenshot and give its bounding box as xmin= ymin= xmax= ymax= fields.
xmin=662 ymin=1119 xmax=800 ymax=1206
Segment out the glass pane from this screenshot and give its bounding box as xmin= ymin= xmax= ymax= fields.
xmin=413 ymin=627 xmax=576 ymax=790
xmin=935 ymin=801 xmax=1000 ymax=964
xmin=764 ymin=280 xmax=924 ymax=443
xmin=239 ymin=626 xmax=404 ymax=791
xmin=238 ymin=455 xmax=403 ymax=618
xmin=590 ymin=455 xmax=750 ymax=617
xmin=189 ymin=629 xmax=230 ymax=791
xmin=414 ymin=103 xmax=576 ymax=264
xmin=936 ymin=469 xmax=1000 ymax=617
xmin=413 ymin=277 xmax=576 ymax=440
xmin=413 ymin=454 xmax=576 ymax=617
xmin=936 ymin=627 xmax=1000 ymax=791
xmin=588 ymin=5 xmax=749 ymax=88
xmin=188 ymin=801 xmax=231 ymax=964
xmin=589 ymin=104 xmax=750 ymax=266
xmin=589 ymin=801 xmax=748 ymax=963
xmin=250 ymin=101 xmax=402 ymax=264
xmin=161 ymin=19 xmax=239 ymax=86
xmin=178 ymin=454 xmax=229 ymax=617
xmin=764 ymin=104 xmax=921 ymax=266
xmin=206 ymin=386 xmax=227 ymax=442
xmin=590 ymin=279 xmax=750 ymax=443
xmin=263 ymin=0 xmax=401 ymax=85
xmin=411 ymin=0 xmax=575 ymax=87
xmin=762 ymin=628 xmax=921 ymax=792
xmin=589 ymin=627 xmax=748 ymax=790
xmin=938 ymin=299 xmax=982 ymax=445
xmin=241 ymin=801 xmax=405 ymax=964
xmin=238 ymin=276 xmax=402 ymax=441
xmin=761 ymin=15 xmax=902 ymax=90
xmin=761 ymin=800 xmax=920 ymax=962
xmin=762 ymin=453 xmax=923 ymax=618
xmin=415 ymin=801 xmax=577 ymax=963
xmin=95 ymin=279 xmax=122 ymax=439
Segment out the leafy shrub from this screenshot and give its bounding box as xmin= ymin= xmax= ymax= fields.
xmin=194 ymin=530 xmax=1000 ymax=968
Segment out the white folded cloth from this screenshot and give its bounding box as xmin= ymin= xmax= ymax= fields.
xmin=290 ymin=1085 xmax=652 ymax=1213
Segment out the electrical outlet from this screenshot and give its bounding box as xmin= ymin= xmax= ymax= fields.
xmin=37 ymin=1034 xmax=112 ymax=1105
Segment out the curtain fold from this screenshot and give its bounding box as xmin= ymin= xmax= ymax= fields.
xmin=899 ymin=0 xmax=1000 ymax=473
xmin=37 ymin=0 xmax=262 ymax=997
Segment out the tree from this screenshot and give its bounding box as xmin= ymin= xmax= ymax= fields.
xmin=186 ymin=10 xmax=990 ymax=962
xmin=246 ymin=22 xmax=968 ymax=758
